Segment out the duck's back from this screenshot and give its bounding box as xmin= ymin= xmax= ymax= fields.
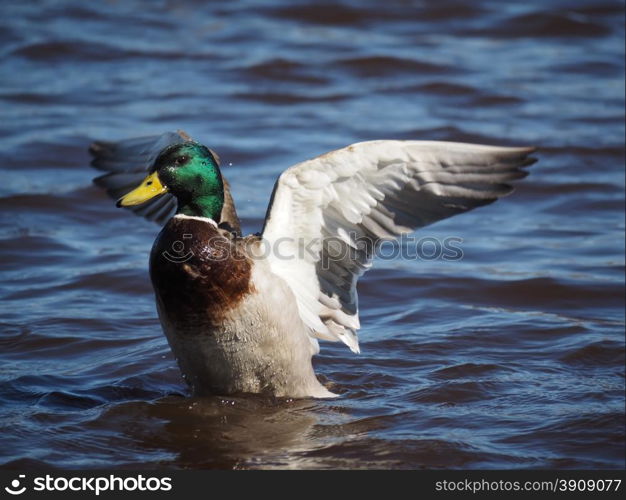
xmin=149 ymin=214 xmax=334 ymax=398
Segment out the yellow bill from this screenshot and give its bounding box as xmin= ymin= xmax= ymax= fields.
xmin=116 ymin=172 xmax=168 ymax=207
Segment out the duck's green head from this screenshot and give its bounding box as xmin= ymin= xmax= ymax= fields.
xmin=117 ymin=142 xmax=224 ymax=220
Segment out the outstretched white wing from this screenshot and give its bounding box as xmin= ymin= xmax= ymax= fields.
xmin=261 ymin=140 xmax=536 ymax=353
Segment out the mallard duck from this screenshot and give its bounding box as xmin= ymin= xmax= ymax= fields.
xmin=91 ymin=131 xmax=536 ymax=398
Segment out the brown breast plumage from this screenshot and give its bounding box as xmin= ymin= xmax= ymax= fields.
xmin=149 ymin=215 xmax=254 ymax=330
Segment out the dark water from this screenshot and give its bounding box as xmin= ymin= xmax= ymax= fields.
xmin=0 ymin=0 xmax=624 ymax=469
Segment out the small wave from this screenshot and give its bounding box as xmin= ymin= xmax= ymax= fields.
xmin=0 ymin=458 xmax=59 ymax=470
xmin=338 ymin=56 xmax=457 ymax=77
xmin=268 ymin=4 xmax=384 ymax=26
xmin=12 ymin=41 xmax=127 ymax=61
xmin=554 ymin=60 xmax=622 ymax=77
xmin=268 ymin=2 xmax=485 ymax=25
xmin=11 ymin=40 xmax=218 ymax=62
xmin=300 ymin=436 xmax=526 ymax=468
xmin=560 ymin=340 xmax=625 ymax=367
xmin=497 ymin=411 xmax=625 ymax=467
xmin=38 ymin=391 xmax=105 ymax=410
xmin=232 ymin=91 xmax=349 ymax=105
xmin=241 ymin=58 xmax=330 ymax=84
xmin=470 ymin=11 xmax=611 ymax=39
xmin=470 ymin=94 xmax=524 ymax=106
xmin=395 ymin=125 xmax=523 ymax=145
xmin=431 ymin=363 xmax=514 ymax=380
xmin=408 ymin=381 xmax=500 ymax=404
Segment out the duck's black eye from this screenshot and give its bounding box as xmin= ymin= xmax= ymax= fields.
xmin=175 ymin=155 xmax=189 ymax=166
